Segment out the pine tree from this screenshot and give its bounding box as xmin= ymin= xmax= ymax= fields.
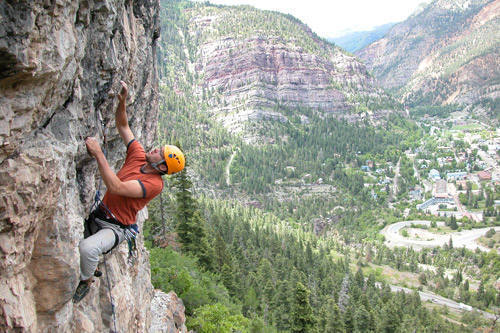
xmin=174 ymin=168 xmax=213 ymax=270
xmin=291 ymin=282 xmax=316 ymax=333
xmin=449 ymin=215 xmax=458 ymax=230
xmin=325 ymin=300 xmax=345 ymax=333
xmin=221 ymin=263 xmax=236 ymax=296
xmin=353 ymin=304 xmax=371 ymax=333
xmin=271 ymin=280 xmax=292 ymax=331
xmin=214 ymin=231 xmax=230 ymax=269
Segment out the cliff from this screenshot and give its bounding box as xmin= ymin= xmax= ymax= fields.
xmin=0 ymin=0 xmax=184 ymax=331
xmin=174 ymin=4 xmax=399 ymax=142
xmin=357 ymin=0 xmax=499 ymax=117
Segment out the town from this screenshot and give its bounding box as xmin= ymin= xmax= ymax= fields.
xmin=359 ymin=115 xmax=499 ymax=251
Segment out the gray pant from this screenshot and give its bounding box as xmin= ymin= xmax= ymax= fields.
xmin=79 ymin=218 xmax=126 ymax=281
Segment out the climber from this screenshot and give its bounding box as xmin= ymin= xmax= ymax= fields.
xmin=73 ymin=81 xmax=185 ymax=303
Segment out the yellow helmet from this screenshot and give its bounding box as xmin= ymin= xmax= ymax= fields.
xmin=163 ymin=145 xmax=185 ymax=174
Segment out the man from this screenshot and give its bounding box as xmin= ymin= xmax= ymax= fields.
xmin=73 ymin=81 xmax=185 ymax=302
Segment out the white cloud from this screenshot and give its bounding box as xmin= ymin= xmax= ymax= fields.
xmin=207 ymin=0 xmax=430 ymax=37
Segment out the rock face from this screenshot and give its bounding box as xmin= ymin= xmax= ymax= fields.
xmin=150 ymin=290 xmax=188 ymax=333
xmin=357 ymin=0 xmax=499 ymax=112
xmin=0 ymin=0 xmax=170 ymax=332
xmin=181 ymin=5 xmax=397 ymax=139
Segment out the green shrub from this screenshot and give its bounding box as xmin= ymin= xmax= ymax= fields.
xmin=187 ymin=303 xmax=250 ymax=333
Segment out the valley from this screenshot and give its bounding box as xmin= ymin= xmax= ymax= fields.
xmin=146 ymin=0 xmax=500 ymax=331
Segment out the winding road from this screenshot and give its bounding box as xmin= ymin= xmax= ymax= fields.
xmin=381 ymin=220 xmax=500 ymax=252
xmin=377 ymin=222 xmax=499 ymax=320
xmin=386 ymin=284 xmax=497 ymax=320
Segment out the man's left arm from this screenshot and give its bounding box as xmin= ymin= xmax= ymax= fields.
xmin=85 ymin=137 xmax=143 ymax=198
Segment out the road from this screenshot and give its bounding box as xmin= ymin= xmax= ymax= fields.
xmin=386 ymin=284 xmax=497 ymax=320
xmin=381 ymin=220 xmax=500 ymax=252
xmin=392 ymin=157 xmax=401 ymax=198
xmin=225 ymin=149 xmax=238 ymax=186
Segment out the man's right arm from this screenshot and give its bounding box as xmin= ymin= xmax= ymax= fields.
xmin=116 ymin=81 xmax=135 ymax=146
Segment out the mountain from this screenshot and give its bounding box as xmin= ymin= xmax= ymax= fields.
xmin=157 ymin=0 xmax=408 ymax=202
xmin=357 ymin=0 xmax=499 ymax=120
xmin=329 ymin=23 xmax=396 ymax=53
xmin=173 ymin=3 xmax=401 ymax=143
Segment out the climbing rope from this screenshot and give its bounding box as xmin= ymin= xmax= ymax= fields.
xmin=103 ymin=254 xmax=118 ymax=333
xmin=93 ymin=110 xmax=119 ymax=333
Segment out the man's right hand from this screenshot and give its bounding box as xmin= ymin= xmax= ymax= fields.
xmin=118 ymin=80 xmax=128 ymax=104
xmin=85 ymin=137 xmax=103 ymax=158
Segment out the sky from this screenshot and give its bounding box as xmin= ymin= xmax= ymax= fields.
xmin=207 ymin=0 xmax=430 ymax=37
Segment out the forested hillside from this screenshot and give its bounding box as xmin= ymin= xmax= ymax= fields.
xmin=146 ymin=0 xmax=499 ymax=331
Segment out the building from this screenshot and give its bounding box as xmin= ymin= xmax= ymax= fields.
xmin=409 ymin=187 xmax=422 ymax=201
xmin=361 ymin=165 xmax=370 ymax=172
xmin=429 ymin=169 xmax=441 ymax=180
xmin=434 ymin=179 xmax=448 ymax=198
xmin=492 ymin=172 xmax=500 ymax=182
xmin=417 ymin=197 xmax=454 ymax=210
xmin=456 ymin=180 xmax=468 ymax=190
xmin=446 ymin=171 xmax=467 ymax=181
xmin=477 ymin=171 xmax=492 ymax=181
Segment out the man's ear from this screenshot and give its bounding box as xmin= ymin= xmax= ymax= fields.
xmin=159 ymin=164 xmax=167 ymax=173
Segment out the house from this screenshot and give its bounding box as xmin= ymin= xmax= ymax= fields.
xmin=409 ymin=188 xmax=422 ymax=201
xmin=477 ymin=171 xmax=492 ymax=181
xmin=492 ymin=171 xmax=500 ymax=182
xmin=379 ymin=178 xmax=391 ymax=185
xmin=361 ymin=165 xmax=370 ymax=172
xmin=429 ymin=169 xmax=441 ymax=180
xmin=366 ymin=160 xmax=374 ymax=169
xmin=456 ymin=180 xmax=468 ymax=190
xmin=446 ymin=171 xmax=467 ymax=181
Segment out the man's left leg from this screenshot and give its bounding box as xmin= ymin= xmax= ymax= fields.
xmin=73 ymin=228 xmax=117 ymax=303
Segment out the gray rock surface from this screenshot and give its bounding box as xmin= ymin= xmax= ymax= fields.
xmin=0 ymin=0 xmax=166 ymax=331
xmin=150 ymin=290 xmax=188 ymax=333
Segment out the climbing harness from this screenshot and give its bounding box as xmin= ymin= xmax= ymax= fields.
xmin=90 ymin=108 xmax=139 ymax=259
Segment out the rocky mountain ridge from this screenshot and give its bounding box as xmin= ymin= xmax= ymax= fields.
xmin=0 ymin=0 xmax=185 ymax=331
xmin=357 ymin=0 xmax=499 ymax=119
xmin=329 ymin=23 xmax=396 ymax=53
xmin=180 ymin=4 xmax=400 ymax=142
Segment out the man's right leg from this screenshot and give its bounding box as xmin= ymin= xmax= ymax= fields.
xmin=73 ymin=228 xmax=116 ymax=303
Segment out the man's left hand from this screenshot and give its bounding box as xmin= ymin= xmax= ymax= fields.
xmin=85 ymin=137 xmax=103 ymax=157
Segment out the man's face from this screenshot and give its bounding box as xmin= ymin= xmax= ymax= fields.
xmin=146 ymin=147 xmax=163 ymax=164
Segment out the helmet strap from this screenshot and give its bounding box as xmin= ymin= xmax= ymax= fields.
xmin=151 ymin=160 xmax=168 ymax=175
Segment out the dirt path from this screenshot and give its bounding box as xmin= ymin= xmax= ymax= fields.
xmin=225 ymin=149 xmax=238 ymax=186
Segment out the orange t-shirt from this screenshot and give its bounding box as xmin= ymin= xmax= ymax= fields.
xmin=102 ymin=140 xmax=164 ymax=225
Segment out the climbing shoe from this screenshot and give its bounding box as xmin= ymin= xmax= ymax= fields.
xmin=72 ymin=280 xmax=92 ymax=303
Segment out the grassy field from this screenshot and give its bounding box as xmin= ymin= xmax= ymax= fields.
xmin=451 ymin=124 xmax=482 ymax=131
